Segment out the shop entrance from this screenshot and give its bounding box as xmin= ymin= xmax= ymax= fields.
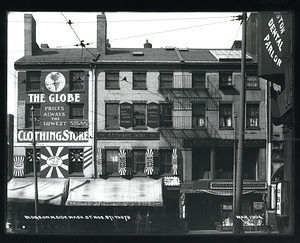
xmin=186 ymin=194 xmax=221 ymax=230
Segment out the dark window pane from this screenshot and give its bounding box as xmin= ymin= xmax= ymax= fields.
xmin=160 ymin=73 xmax=173 ymax=88
xmin=69 ymin=149 xmax=83 ymax=173
xmin=70 ymin=71 xmax=85 ymax=91
xmin=192 ymin=73 xmax=205 ymax=88
xmin=106 ymin=104 xmax=119 ymax=128
xmin=133 ymin=73 xmax=146 ymax=88
xmin=133 ymin=104 xmax=146 ymax=127
xmin=219 ymin=104 xmax=232 ymax=127
xmin=106 ymin=73 xmax=119 ymax=88
xmin=134 ymin=150 xmax=145 ymax=173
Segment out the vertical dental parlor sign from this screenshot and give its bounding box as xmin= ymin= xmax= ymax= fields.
xmin=258 ymin=12 xmax=293 ymax=80
xmin=17 ymin=71 xmax=89 ymax=143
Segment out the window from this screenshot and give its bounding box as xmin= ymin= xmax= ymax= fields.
xmin=106 ymin=150 xmax=119 ymax=175
xmin=26 ymin=104 xmax=41 ymax=128
xmin=105 ymin=72 xmax=119 ymax=88
xmin=69 ymin=149 xmax=83 ymax=174
xmin=219 ymin=104 xmax=232 ymax=128
xmin=192 ymin=104 xmax=205 ymax=127
xmin=133 ymin=150 xmax=145 ymax=173
xmin=26 ymin=149 xmax=40 ymax=174
xmin=26 ymin=71 xmax=41 ymax=91
xmin=70 ymin=104 xmax=84 ymax=119
xmin=160 ymin=104 xmax=173 ymax=127
xmin=246 ymin=75 xmax=259 ymax=88
xmin=192 ymin=73 xmax=205 ymax=88
xmin=219 ymin=73 xmax=233 ymax=86
xmin=133 ymin=73 xmax=147 ymax=89
xmin=133 ymin=104 xmax=146 ymax=127
xmin=159 ymin=150 xmax=172 ymax=174
xmin=160 ymin=73 xmax=173 ymax=88
xmin=246 ymin=104 xmax=259 ymax=128
xmin=105 ymin=103 xmax=119 ymax=128
xmin=70 ymin=71 xmax=85 ymax=91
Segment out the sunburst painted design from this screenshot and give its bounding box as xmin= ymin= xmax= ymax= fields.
xmin=40 ymin=147 xmax=68 ymax=178
xmin=13 ymin=156 xmax=25 ymax=178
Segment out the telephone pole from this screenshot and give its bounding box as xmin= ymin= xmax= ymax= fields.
xmin=31 ymin=106 xmax=39 ymax=233
xmin=234 ymin=12 xmax=247 ymax=234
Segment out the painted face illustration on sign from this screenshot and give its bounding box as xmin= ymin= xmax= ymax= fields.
xmin=45 ymin=72 xmax=66 ymax=92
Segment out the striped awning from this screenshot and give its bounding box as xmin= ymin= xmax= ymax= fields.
xmin=7 ymin=178 xmax=69 ymax=205
xmin=66 ymin=177 xmax=163 ymax=206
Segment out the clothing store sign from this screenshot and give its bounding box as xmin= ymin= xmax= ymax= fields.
xmin=17 ymin=130 xmax=89 ymax=142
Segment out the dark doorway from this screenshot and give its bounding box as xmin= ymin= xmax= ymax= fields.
xmin=186 ymin=194 xmax=221 ymax=230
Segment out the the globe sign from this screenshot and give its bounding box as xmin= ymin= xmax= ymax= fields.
xmin=45 ymin=72 xmax=66 ymax=92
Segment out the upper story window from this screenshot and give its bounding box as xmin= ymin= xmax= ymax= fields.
xmin=133 ymin=150 xmax=146 ymax=173
xmin=160 ymin=73 xmax=173 ymax=88
xmin=26 ymin=148 xmax=40 ymax=174
xmin=160 ymin=104 xmax=173 ymax=127
xmin=26 ymin=104 xmax=41 ymax=128
xmin=26 ymin=71 xmax=41 ymax=91
xmin=70 ymin=71 xmax=85 ymax=91
xmin=246 ymin=104 xmax=259 ymax=128
xmin=106 ymin=150 xmax=119 ymax=175
xmin=133 ymin=72 xmax=147 ymax=89
xmin=70 ymin=104 xmax=84 ymax=120
xmin=105 ymin=72 xmax=119 ymax=89
xmin=105 ymin=103 xmax=119 ymax=129
xmin=192 ymin=73 xmax=206 ymax=88
xmin=159 ymin=150 xmax=172 ymax=174
xmin=192 ymin=104 xmax=205 ymax=127
xmin=246 ymin=75 xmax=259 ymax=89
xmin=219 ymin=104 xmax=232 ymax=128
xmin=133 ymin=103 xmax=146 ymax=127
xmin=219 ymin=72 xmax=233 ymax=86
xmin=69 ymin=148 xmax=83 ymax=174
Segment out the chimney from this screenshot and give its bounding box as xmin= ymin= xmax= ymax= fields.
xmin=231 ymin=40 xmax=242 ymax=49
xmin=144 ymin=39 xmax=152 ymax=48
xmin=24 ymin=14 xmax=40 ymax=56
xmin=97 ymin=13 xmax=107 ymax=55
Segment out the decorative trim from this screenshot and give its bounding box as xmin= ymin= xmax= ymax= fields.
xmin=13 ymin=156 xmax=25 ymax=178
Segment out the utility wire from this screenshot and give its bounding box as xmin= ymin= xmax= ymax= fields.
xmin=110 ymin=19 xmax=234 ymax=42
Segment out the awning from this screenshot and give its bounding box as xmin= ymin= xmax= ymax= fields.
xmin=66 ymin=177 xmax=163 ymax=206
xmin=7 ymin=178 xmax=69 ymax=205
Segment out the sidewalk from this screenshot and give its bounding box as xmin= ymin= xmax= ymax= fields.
xmin=187 ymin=230 xmax=280 ymax=234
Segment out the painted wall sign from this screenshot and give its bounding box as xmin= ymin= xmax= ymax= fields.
xmin=27 ymin=93 xmax=81 ymax=103
xmin=69 ymin=119 xmax=89 ymax=128
xmin=17 ymin=130 xmax=89 ymax=142
xmin=41 ymin=103 xmax=68 ymax=130
xmin=40 ymin=147 xmax=68 ymax=178
xmin=97 ymin=132 xmax=160 ymax=140
xmin=147 ymin=102 xmax=159 ymax=128
xmin=13 ymin=156 xmax=25 ymax=178
xmin=120 ymin=102 xmax=132 ymax=128
xmin=45 ymin=72 xmax=66 ymax=92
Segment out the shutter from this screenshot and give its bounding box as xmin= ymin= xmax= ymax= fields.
xmin=120 ymin=102 xmax=132 ymax=128
xmin=126 ymin=149 xmax=133 ymax=175
xmin=147 ymin=103 xmax=160 ymax=128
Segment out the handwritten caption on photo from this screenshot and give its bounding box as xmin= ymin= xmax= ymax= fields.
xmin=24 ymin=215 xmax=131 ymax=221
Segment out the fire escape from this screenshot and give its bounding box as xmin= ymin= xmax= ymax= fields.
xmin=158 ymin=74 xmax=222 ymax=148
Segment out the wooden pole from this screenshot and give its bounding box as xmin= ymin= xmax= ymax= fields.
xmin=234 ymin=12 xmax=247 ymax=234
xmin=31 ymin=106 xmax=38 ymax=233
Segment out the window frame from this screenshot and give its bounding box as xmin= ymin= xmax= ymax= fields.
xmin=219 ymin=72 xmax=233 ymax=87
xmin=246 ymin=103 xmax=260 ymax=129
xmin=69 ymin=104 xmax=84 ymax=120
xmin=133 ymin=103 xmax=146 ymax=128
xmin=105 ymin=149 xmax=119 ymax=175
xmin=160 ymin=103 xmax=173 ymax=127
xmin=246 ymin=74 xmax=260 ymax=89
xmin=133 ymin=149 xmax=146 ymax=174
xmin=133 ymin=72 xmax=147 ymax=90
xmin=70 ymin=71 xmax=85 ymax=91
xmin=159 ymin=73 xmax=173 ymax=88
xmin=105 ymin=72 xmax=120 ymax=89
xmin=219 ymin=103 xmax=233 ymax=128
xmin=192 ymin=103 xmax=206 ymax=127
xmin=26 ymin=71 xmax=41 ymax=91
xmin=105 ymin=103 xmax=119 ymax=129
xmin=192 ymin=72 xmax=206 ymax=88
xmin=159 ymin=150 xmax=172 ymax=174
